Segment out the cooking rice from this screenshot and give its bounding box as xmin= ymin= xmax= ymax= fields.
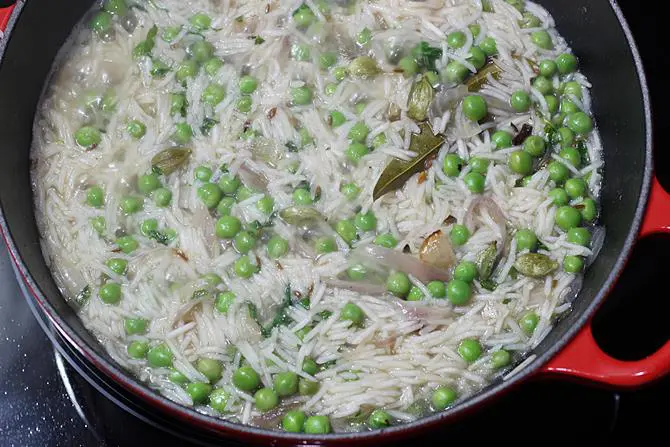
xmin=31 ymin=0 xmax=603 ymax=433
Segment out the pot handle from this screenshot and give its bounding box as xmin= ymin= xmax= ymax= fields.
xmin=542 ymin=176 xmax=670 ymax=387
xmin=0 ymin=3 xmax=15 ymax=34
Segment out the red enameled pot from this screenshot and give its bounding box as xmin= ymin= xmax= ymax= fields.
xmin=1 ymin=1 xmax=669 ymax=445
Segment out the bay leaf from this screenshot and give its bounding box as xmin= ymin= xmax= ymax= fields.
xmin=372 ymin=122 xmax=444 ymax=201
xmin=467 ymin=61 xmax=502 ymax=92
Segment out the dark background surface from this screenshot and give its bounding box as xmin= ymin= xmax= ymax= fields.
xmin=1 ymin=0 xmax=669 ymax=446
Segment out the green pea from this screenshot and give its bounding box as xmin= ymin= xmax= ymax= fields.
xmin=406 ymin=286 xmax=424 ymax=301
xmin=138 ymin=173 xmax=161 ymax=196
xmin=193 ymin=166 xmax=212 ymax=183
xmin=231 ymin=231 xmax=255 ymax=254
xmin=197 ymin=183 xmax=223 ymax=209
xmin=453 ymin=261 xmax=477 ymax=282
xmin=120 ymin=196 xmax=143 ymax=214
xmin=530 ymin=30 xmax=553 ymax=49
xmin=216 ymin=197 xmax=235 ymax=216
xmin=104 ymin=0 xmax=127 ymax=15
xmin=127 ymin=341 xmax=149 ymax=359
xmin=565 ymin=177 xmax=587 ymax=199
xmin=291 ymin=43 xmax=311 ymax=61
xmin=467 ymin=46 xmax=487 ymax=70
xmin=579 ymin=198 xmax=597 ymax=222
xmin=127 ymin=120 xmax=146 ymax=139
xmin=447 ymin=279 xmax=471 ymax=305
xmin=464 ymin=172 xmax=486 ymax=194
xmin=333 ymin=66 xmax=347 ymax=82
xmin=443 ymin=154 xmax=463 ymax=177
xmin=234 ymin=255 xmax=257 ymax=278
xmin=75 ymin=126 xmax=102 ymax=148
xmin=523 ymin=136 xmax=545 ymax=157
xmin=293 ymin=4 xmax=317 ymax=28
xmin=386 ymin=271 xmax=411 ymax=298
xmin=324 ymin=83 xmax=338 ymax=96
xmin=187 ymin=382 xmax=212 ymax=404
xmin=235 ymin=96 xmax=251 ymax=113
xmin=555 ymin=206 xmax=582 ymax=231
xmin=214 ymin=291 xmax=235 ymax=314
xmin=189 ymin=12 xmax=211 ymax=31
xmin=491 ymin=350 xmax=511 ymax=369
xmin=176 ymin=59 xmax=199 ymax=82
xmin=563 ymin=255 xmax=584 ymax=273
xmin=253 ymin=387 xmax=278 ymax=411
xmin=442 ymin=60 xmax=470 ymax=84
xmin=189 ymin=40 xmax=215 ymax=63
xmin=469 ymin=157 xmax=490 ymax=175
xmin=209 ymin=388 xmax=230 ymax=413
xmin=161 ymin=26 xmax=181 ymax=43
xmin=256 ymin=195 xmax=274 ymax=214
xmin=556 ymin=53 xmax=578 ymax=74
xmin=463 ymin=95 xmax=488 ymax=121
xmin=340 ymin=183 xmax=361 ymax=200
xmin=549 ymin=188 xmax=569 ymax=206
xmin=335 ymin=219 xmax=358 ymax=245
xmin=539 ymin=59 xmax=557 ymax=77
xmin=561 ymin=98 xmax=580 ymax=115
xmin=202 ymin=272 xmax=222 ymax=286
xmin=153 ymin=188 xmax=172 ymax=207
xmin=567 ymin=227 xmax=591 ymax=246
xmin=201 ymin=83 xmax=226 ymax=106
xmin=399 ymin=57 xmax=419 ymax=77
xmin=304 ymin=415 xmax=330 ymax=434
xmin=302 ymin=357 xmax=319 ymax=376
xmin=546 ymin=161 xmax=568 ymax=185
xmin=299 ymin=378 xmax=319 ymax=396
xmin=510 ymin=90 xmax=531 ymax=113
xmin=450 ymin=224 xmax=470 ymax=246
xmin=372 ymin=132 xmax=387 ymax=149
xmin=267 ymin=236 xmax=289 ymax=259
xmin=319 ymin=52 xmax=338 ymax=70
xmin=173 ymin=123 xmax=193 ymax=144
xmin=204 ymin=58 xmax=223 ymax=76
xmin=345 ymin=264 xmax=365 ymax=282
xmin=348 ymin=122 xmax=370 ymax=143
xmin=566 ymin=112 xmax=593 ymax=135
xmin=431 ymin=386 xmax=457 ymax=411
xmin=195 ymin=357 xmax=222 ymax=383
xmin=105 ymin=258 xmax=128 ymax=276
xmin=329 ymin=111 xmax=346 ymax=128
xmin=468 ymin=23 xmax=481 ymax=38
xmin=139 ymin=219 xmax=158 ymax=238
xmin=85 ymin=185 xmax=104 ymax=208
xmin=233 ymin=366 xmax=260 ymax=391
xmin=355 ymin=211 xmax=377 ymax=232
xmin=291 ymin=86 xmax=313 ymax=105
xmin=492 ymin=131 xmax=513 ymax=149
xmin=447 ymin=31 xmax=466 ymax=49
xmin=147 ymin=344 xmax=173 ymax=368
xmin=91 ymin=216 xmax=106 ymax=234
xmin=457 ymin=338 xmax=482 ymax=362
xmin=559 ymin=147 xmax=581 ymax=168
xmin=519 ymin=11 xmax=541 ymax=28
xmin=515 ymin=229 xmax=538 ymax=252
xmin=170 ymin=93 xmax=187 ymax=116
xmin=480 ymin=37 xmax=497 ymax=56
xmin=99 ymin=282 xmax=122 ymax=304
xmin=292 ymin=188 xmax=313 ymax=206
xmin=533 ymin=76 xmax=553 ymax=95
xmin=563 ymin=81 xmax=583 ymax=99
xmin=374 ymin=233 xmax=397 ymax=248
xmin=282 ymin=410 xmax=306 ymax=433
xmin=519 ymin=311 xmax=539 ymax=335
xmin=116 ymin=236 xmax=138 ymax=254
xmin=340 ymin=302 xmax=365 ymax=326
xmin=508 ymin=150 xmax=533 ymax=175
xmin=273 ymin=371 xmax=298 ymax=397
xmin=427 ymin=280 xmax=447 ymax=298
xmin=545 ymin=95 xmax=559 ymax=114
xmin=555 ymin=127 xmax=575 ymax=148
xmin=168 ymin=368 xmax=188 ymax=385
xmin=91 ymin=11 xmax=113 ymax=35
xmin=215 ymin=216 xmax=241 ymax=239
xmin=368 ymin=409 xmax=392 ymax=429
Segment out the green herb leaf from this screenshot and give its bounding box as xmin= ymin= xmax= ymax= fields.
xmin=482 ymin=0 xmax=494 ymax=12
xmin=480 ymin=278 xmax=498 ymax=291
xmin=466 ymin=62 xmax=502 ymax=92
xmin=73 ymin=285 xmax=91 ymax=307
xmin=150 ymin=59 xmax=171 ymax=78
xmin=200 ymin=117 xmax=219 ymax=136
xmin=250 ymin=35 xmax=265 ymax=45
xmin=261 ymin=285 xmax=293 ymax=338
xmin=373 ymin=122 xmax=444 ymax=201
xmin=411 ymin=42 xmax=442 ymax=71
xmin=132 ymin=25 xmax=158 ymax=59
xmin=407 ymin=76 xmax=434 ymax=122
xmin=514 ymin=253 xmax=558 ymax=278
xmin=147 ymin=229 xmax=170 ymax=245
xmin=151 ymin=147 xmax=191 ymax=175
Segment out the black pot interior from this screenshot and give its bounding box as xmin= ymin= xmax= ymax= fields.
xmin=0 ymin=0 xmax=651 ymax=440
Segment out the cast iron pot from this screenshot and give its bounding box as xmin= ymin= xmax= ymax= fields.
xmin=1 ymin=1 xmax=669 ymax=444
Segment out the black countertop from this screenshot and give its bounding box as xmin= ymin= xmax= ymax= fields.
xmin=1 ymin=0 xmax=669 ymax=445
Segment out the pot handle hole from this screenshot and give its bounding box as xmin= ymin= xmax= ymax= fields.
xmin=542 ymin=175 xmax=670 ymax=387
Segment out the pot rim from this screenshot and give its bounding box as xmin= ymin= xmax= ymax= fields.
xmin=0 ymin=0 xmax=653 ymax=442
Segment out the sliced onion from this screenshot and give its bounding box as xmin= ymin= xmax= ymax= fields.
xmin=237 ymin=163 xmax=269 ymax=193
xmin=428 ymin=84 xmax=468 ymax=123
xmin=419 ymin=230 xmax=457 ymax=270
xmin=464 ymin=195 xmax=508 ymax=256
xmin=390 ymin=296 xmax=453 ymax=322
xmin=324 ymin=278 xmax=387 ymax=296
xmin=585 ymin=225 xmax=605 ymax=268
xmin=350 ymin=245 xmax=451 ymax=282
xmin=190 ymin=203 xmax=217 ymax=256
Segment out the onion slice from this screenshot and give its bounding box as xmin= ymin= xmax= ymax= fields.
xmin=324 ymin=278 xmax=387 ymax=296
xmin=350 ymin=245 xmax=451 ymax=282
xmin=419 ymin=230 xmax=457 ymax=270
xmin=464 ymin=195 xmax=508 ymax=256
